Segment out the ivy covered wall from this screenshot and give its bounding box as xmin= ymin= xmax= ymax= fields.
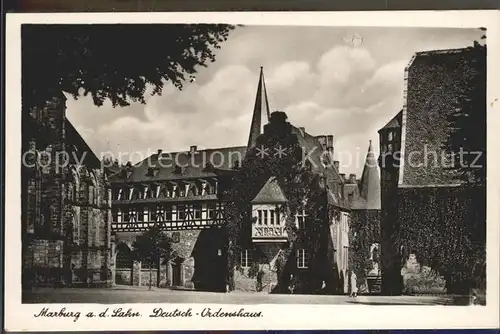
xmin=394 ymin=185 xmax=486 ymax=294
xmin=222 ymin=112 xmax=345 ymax=294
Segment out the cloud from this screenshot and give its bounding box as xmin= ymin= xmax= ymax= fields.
xmin=317 ymin=46 xmax=375 ymax=86
xmin=65 ymin=26 xmax=479 ymax=174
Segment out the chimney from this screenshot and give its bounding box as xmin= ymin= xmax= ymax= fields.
xmin=316 ymin=135 xmax=327 ymax=150
xmin=157 ymin=149 xmax=163 ymax=156
xmin=334 ymin=160 xmax=340 ymax=171
xmin=349 ymin=173 xmax=357 ymax=184
xmin=189 ymin=145 xmax=197 ymax=155
xmin=326 ymin=135 xmax=334 ymax=155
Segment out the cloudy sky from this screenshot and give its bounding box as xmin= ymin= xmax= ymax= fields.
xmin=66 ymin=25 xmax=481 ymax=176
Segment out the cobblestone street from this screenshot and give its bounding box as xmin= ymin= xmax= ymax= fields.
xmin=23 ymin=286 xmax=466 ymax=305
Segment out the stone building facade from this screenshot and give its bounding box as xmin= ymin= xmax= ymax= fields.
xmin=378 ymin=45 xmax=486 ymax=295
xmin=22 ymin=93 xmax=112 ymax=288
xmin=109 ymin=68 xmax=355 ymax=294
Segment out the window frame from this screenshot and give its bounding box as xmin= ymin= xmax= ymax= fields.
xmin=240 ymin=249 xmax=252 ymax=268
xmin=297 ymin=249 xmax=308 ymax=269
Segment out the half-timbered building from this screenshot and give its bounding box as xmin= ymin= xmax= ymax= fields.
xmin=109 ymin=68 xmax=356 ymax=293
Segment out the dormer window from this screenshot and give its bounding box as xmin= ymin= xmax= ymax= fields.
xmin=147 ymin=167 xmax=159 ymax=177
xmin=201 ymin=181 xmax=208 ymax=196
xmin=388 ymin=131 xmax=393 ymax=141
xmin=173 ymin=165 xmax=182 ymax=174
xmin=203 ymin=162 xmax=213 ymax=172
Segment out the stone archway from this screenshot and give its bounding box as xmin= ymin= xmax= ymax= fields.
xmin=115 ymin=243 xmax=134 ymax=285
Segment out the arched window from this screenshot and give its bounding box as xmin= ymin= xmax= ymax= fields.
xmin=89 ymin=172 xmax=99 ymax=205
xmin=70 ymin=167 xmax=80 ymax=202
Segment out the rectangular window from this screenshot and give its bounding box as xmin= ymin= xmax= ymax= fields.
xmin=263 ymin=210 xmax=268 ymax=225
xmin=270 ymin=210 xmax=275 ymax=225
xmin=194 ymin=203 xmax=202 ymax=219
xmin=178 ymin=205 xmax=185 ymax=221
xmin=240 ymin=249 xmax=252 ymax=268
xmin=297 ymin=249 xmax=308 ymax=269
xmin=296 ymin=209 xmax=307 ymax=229
xmin=165 ymin=205 xmax=172 ymax=221
xmin=123 ymin=210 xmax=130 ymax=222
xmin=129 ymin=208 xmax=137 ymax=222
xmin=257 ymin=210 xmax=262 ymax=225
xmin=137 ymin=206 xmax=144 ymax=222
xmin=156 ymin=206 xmax=164 ymax=221
xmin=207 ymin=203 xmax=215 ymax=219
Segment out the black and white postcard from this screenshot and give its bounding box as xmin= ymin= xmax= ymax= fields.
xmin=4 ymin=10 xmax=500 ymax=331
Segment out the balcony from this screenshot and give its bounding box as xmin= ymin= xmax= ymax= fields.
xmin=251 ymin=225 xmax=288 ymax=242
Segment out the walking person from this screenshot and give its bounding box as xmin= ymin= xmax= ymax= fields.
xmin=288 ymin=274 xmax=296 ymax=294
xmin=349 ymin=271 xmax=358 ymax=298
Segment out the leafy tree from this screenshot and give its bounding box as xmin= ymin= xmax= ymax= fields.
xmin=132 ymin=226 xmax=173 ymax=290
xmin=22 ymin=23 xmax=236 ymax=149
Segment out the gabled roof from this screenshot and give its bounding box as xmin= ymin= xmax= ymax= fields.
xmin=379 ymin=110 xmax=403 ymax=132
xmin=110 ymin=146 xmax=247 ymax=184
xmin=65 ymin=118 xmax=101 ymax=169
xmin=251 ymin=177 xmax=287 ymax=203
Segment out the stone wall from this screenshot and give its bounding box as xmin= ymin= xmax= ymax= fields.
xmin=233 ymin=264 xmax=277 ymax=293
xmin=112 ymin=229 xmax=201 ymax=288
xmin=22 ymin=93 xmax=112 ymax=288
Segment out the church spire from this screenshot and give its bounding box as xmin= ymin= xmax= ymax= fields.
xmin=359 ymin=140 xmax=381 ymax=210
xmin=247 ymin=67 xmax=271 ymax=149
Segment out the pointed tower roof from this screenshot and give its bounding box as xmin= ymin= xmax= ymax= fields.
xmin=247 ymin=67 xmax=271 ymax=149
xmin=251 ymin=177 xmax=287 ymax=203
xmin=359 ymin=140 xmax=381 ymax=210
